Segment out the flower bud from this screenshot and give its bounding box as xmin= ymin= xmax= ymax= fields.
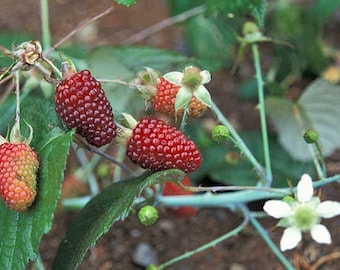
xmin=138 ymin=205 xmax=158 ymax=226
xmin=303 ymin=129 xmax=318 ymax=144
xmin=212 ymin=125 xmax=230 ymax=143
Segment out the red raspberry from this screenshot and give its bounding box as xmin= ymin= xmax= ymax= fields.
xmin=152 ymin=77 xmax=207 ymax=117
xmin=126 ymin=117 xmax=202 ymax=173
xmin=0 ymin=143 xmax=39 ymax=212
xmin=55 ymin=70 xmax=116 ymax=147
xmin=162 ymin=176 xmax=197 ymax=217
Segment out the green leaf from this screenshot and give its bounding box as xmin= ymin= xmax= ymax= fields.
xmin=115 ymin=0 xmax=137 ymax=6
xmin=0 ymin=98 xmax=73 ymax=270
xmin=53 ymin=169 xmax=185 ymax=270
xmin=187 ymin=122 xmax=313 ymax=187
xmin=206 ymin=0 xmax=267 ymax=27
xmin=186 ymin=14 xmax=236 ymax=70
xmin=265 ymin=79 xmax=340 ymax=161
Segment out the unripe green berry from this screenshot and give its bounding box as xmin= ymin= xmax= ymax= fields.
xmin=138 ymin=205 xmax=158 ymax=226
xmin=146 ymin=264 xmax=158 ymax=270
xmin=242 ymin=21 xmax=260 ymax=36
xmin=303 ymin=129 xmax=318 ymax=144
xmin=212 ymin=125 xmax=230 ymax=143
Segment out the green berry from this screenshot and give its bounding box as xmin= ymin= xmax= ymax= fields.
xmin=303 ymin=129 xmax=318 ymax=144
xmin=146 ymin=264 xmax=158 ymax=270
xmin=138 ymin=205 xmax=158 ymax=226
xmin=212 ymin=125 xmax=230 ymax=143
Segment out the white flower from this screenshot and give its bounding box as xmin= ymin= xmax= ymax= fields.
xmin=263 ymin=174 xmax=340 ymax=251
xmin=163 ymin=66 xmax=212 ymax=112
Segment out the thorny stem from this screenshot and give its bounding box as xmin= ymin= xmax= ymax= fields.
xmin=123 ymin=5 xmax=206 ymax=45
xmin=212 ymin=101 xmax=266 ymax=181
xmin=40 ymin=0 xmax=51 ymax=49
xmin=43 ymin=4 xmax=116 ymax=57
xmin=99 ymin=78 xmax=142 ymax=88
xmin=75 ymin=135 xmax=136 ymax=176
xmin=248 ymin=212 xmax=295 ymax=270
xmin=157 ymin=204 xmax=249 ymax=269
xmin=251 ymin=43 xmax=272 ymax=186
xmin=159 ymin=174 xmax=340 ymax=208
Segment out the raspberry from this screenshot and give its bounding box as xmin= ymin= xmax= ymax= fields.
xmin=0 ymin=143 xmax=39 ymax=212
xmin=55 ymin=70 xmax=116 ymax=147
xmin=152 ymin=78 xmax=207 ymax=117
xmin=162 ymin=176 xmax=197 ymax=217
xmin=126 ymin=117 xmax=202 ymax=173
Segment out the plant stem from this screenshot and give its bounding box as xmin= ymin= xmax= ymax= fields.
xmin=180 ymin=102 xmax=190 ymax=132
xmin=212 ymin=101 xmax=266 ymax=180
xmin=251 ymin=43 xmax=272 ymax=186
xmin=157 ymin=204 xmax=249 ymax=269
xmin=248 ymin=213 xmax=295 ymax=270
xmin=40 ymin=0 xmax=51 ymax=49
xmin=315 ymin=141 xmax=327 ymax=178
xmin=159 ymin=174 xmax=340 ymax=208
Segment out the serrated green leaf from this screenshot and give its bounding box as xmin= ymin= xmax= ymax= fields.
xmin=186 ymin=14 xmax=236 ymax=70
xmin=0 ymin=98 xmax=73 ymax=270
xmin=265 ymin=79 xmax=340 ymax=161
xmin=52 ymin=169 xmax=184 ymax=270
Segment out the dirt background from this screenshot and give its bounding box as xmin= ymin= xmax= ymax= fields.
xmin=0 ymin=1 xmax=339 ymax=269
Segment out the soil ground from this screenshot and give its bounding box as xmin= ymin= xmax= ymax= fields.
xmin=0 ymin=1 xmax=339 ymax=269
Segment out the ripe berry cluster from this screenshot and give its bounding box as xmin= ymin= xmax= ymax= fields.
xmin=126 ymin=117 xmax=202 ymax=173
xmin=55 ymin=70 xmax=116 ymax=147
xmin=0 ymin=143 xmax=39 ymax=212
xmin=54 ymin=69 xmax=204 ymax=173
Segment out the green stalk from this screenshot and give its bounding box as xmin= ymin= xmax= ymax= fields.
xmin=40 ymin=0 xmax=51 ymax=49
xmin=179 ymin=101 xmax=190 ymax=132
xmin=157 ymin=205 xmax=249 ymax=269
xmin=315 ymin=141 xmax=327 ymax=178
xmin=251 ymin=43 xmax=272 ymax=186
xmin=159 ymin=174 xmax=340 ymax=208
xmin=249 ymin=214 xmax=294 ymax=270
xmin=212 ymin=101 xmax=266 ymax=180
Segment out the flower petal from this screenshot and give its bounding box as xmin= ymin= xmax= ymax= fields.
xmin=316 ymin=201 xmax=340 ymax=218
xmin=310 ymin=224 xmax=331 ymax=244
xmin=194 ymin=85 xmax=212 ymax=107
xmin=297 ymin=174 xmax=313 ymax=202
xmin=200 ymin=70 xmax=211 ymax=84
xmin=280 ymin=227 xmax=302 ymax=251
xmin=163 ymin=72 xmax=183 ymax=85
xmin=263 ymin=200 xmax=292 ymax=218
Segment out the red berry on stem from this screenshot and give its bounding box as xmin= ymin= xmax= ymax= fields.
xmin=153 ymin=77 xmax=206 ymax=117
xmin=55 ymin=70 xmax=116 ymax=147
xmin=126 ymin=117 xmax=202 ymax=173
xmin=162 ymin=175 xmax=197 ymax=217
xmin=0 ymin=143 xmax=39 ymax=212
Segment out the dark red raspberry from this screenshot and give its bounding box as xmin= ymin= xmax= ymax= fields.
xmin=55 ymin=70 xmax=116 ymax=147
xmin=126 ymin=117 xmax=202 ymax=173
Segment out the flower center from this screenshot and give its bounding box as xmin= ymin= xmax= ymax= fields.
xmin=293 ymin=205 xmax=319 ymax=231
xmin=182 ymin=66 xmax=202 ymax=91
